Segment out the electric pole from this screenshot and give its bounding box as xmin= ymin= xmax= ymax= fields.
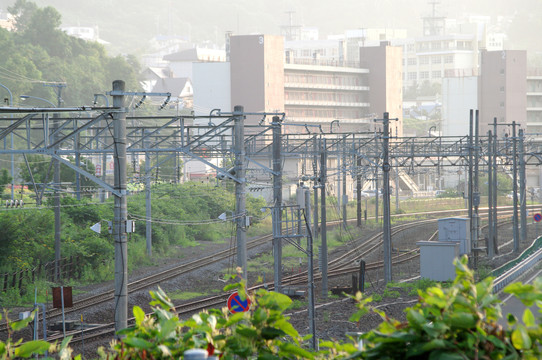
xmin=272 ymin=115 xmax=282 ymax=292
xmin=234 ymin=106 xmax=247 ymax=280
xmin=112 ymin=80 xmax=128 ymax=332
xmin=512 ymin=121 xmax=519 ymax=253
xmin=320 ymin=138 xmax=328 ymax=297
xmin=519 ymin=128 xmax=527 ymax=243
xmin=375 ymin=112 xmax=397 ymax=284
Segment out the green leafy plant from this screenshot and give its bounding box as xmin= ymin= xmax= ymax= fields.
xmin=349 ymin=255 xmax=542 ymax=359
xmin=107 ymin=271 xmax=314 ymax=359
xmin=0 ymin=310 xmax=76 ymax=359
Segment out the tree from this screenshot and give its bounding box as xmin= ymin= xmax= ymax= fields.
xmin=3 ymin=0 xmax=141 ymax=107
xmin=0 ymin=168 xmax=11 ymax=189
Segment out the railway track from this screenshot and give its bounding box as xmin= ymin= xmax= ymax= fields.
xmin=9 ymin=205 xmax=538 ymax=344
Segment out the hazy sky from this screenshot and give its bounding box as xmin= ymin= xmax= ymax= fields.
xmin=0 ymin=0 xmax=538 ymax=55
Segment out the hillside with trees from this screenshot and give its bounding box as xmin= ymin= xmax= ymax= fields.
xmin=0 ymin=0 xmax=140 ymax=107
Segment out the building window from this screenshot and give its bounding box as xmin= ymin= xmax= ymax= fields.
xmin=407 ymin=58 xmax=417 ymax=65
xmin=432 ymin=56 xmax=441 ymax=64
xmin=420 ymin=71 xmax=429 ymax=79
xmin=408 ymin=72 xmax=417 ymax=80
xmin=419 ymin=57 xmax=429 ymax=65
xmin=500 ymin=86 xmax=505 ymax=92
xmin=432 ymin=70 xmax=441 ymax=78
xmin=500 ymin=101 xmax=505 ymax=108
xmin=444 ymin=55 xmax=453 ymax=64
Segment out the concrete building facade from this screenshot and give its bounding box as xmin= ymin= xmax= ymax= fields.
xmin=526 ymin=72 xmax=542 ymax=139
xmin=478 ymin=50 xmax=527 ymax=135
xmin=360 ymin=43 xmax=404 ymax=136
xmin=230 ymin=34 xmax=284 ymax=126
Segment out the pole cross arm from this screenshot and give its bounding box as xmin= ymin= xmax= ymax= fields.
xmin=181 ymin=148 xmax=243 ymax=183
xmin=106 ymin=91 xmax=171 ymax=97
xmin=0 ymin=114 xmax=34 ymax=141
xmin=49 ymin=153 xmax=120 ymax=196
xmin=245 ymin=156 xmax=279 ymax=176
xmin=48 ymin=112 xmax=111 ymax=149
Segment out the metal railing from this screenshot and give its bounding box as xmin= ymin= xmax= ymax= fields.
xmin=492 ymin=238 xmax=542 ymax=293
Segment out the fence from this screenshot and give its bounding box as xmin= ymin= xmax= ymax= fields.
xmin=1 ymin=256 xmax=82 ymax=294
xmin=492 ymin=237 xmax=542 ymax=293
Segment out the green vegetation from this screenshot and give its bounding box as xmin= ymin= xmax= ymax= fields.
xmin=168 ymin=290 xmax=210 ymax=301
xmin=0 ymin=0 xmax=139 ymax=107
xmin=0 ymin=181 xmax=266 ymax=305
xmin=3 ymin=257 xmax=542 ymax=358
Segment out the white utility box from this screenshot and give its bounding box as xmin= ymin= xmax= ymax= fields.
xmin=438 ymin=217 xmax=471 ymax=255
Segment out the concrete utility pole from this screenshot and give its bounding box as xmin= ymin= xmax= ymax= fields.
xmin=395 ymin=128 xmax=400 ymax=212
xmin=112 ymin=80 xmax=128 ymax=332
xmin=342 ymin=150 xmax=347 ymax=229
xmin=74 ymin=119 xmax=81 ymax=200
xmin=0 ymin=82 xmax=14 ymax=201
xmin=304 ymin=185 xmax=316 ymax=350
xmin=313 ymin=136 xmax=319 ymax=238
xmin=491 ymin=118 xmax=499 ymax=254
xmin=53 ymin=111 xmax=61 ymax=282
xmin=375 ymin=112 xmax=396 ymax=284
xmin=320 ymin=138 xmax=328 ymax=297
xmin=234 ymin=106 xmax=247 ymax=280
xmin=337 ymin=143 xmax=341 ymax=213
xmin=519 ymin=128 xmax=527 ymax=243
xmin=468 ymin=110 xmax=475 ymax=264
xmin=144 ymin=130 xmax=152 ymax=257
xmin=487 ymin=130 xmax=494 ymax=259
xmin=356 ymin=154 xmax=362 ymax=227
xmin=512 ymin=121 xmax=519 ymax=253
xmin=272 ymin=115 xmax=282 ymax=292
xmin=473 ymin=110 xmax=480 ymax=264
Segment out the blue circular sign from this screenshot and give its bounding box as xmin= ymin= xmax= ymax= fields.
xmin=227 ymin=291 xmax=251 ymax=313
xmin=534 ymin=213 xmax=542 ymax=223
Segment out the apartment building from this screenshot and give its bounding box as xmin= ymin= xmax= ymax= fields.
xmin=526 ymin=71 xmax=542 ymax=139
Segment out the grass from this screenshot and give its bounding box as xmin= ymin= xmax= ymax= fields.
xmin=168 ymin=290 xmax=210 ymax=301
xmin=287 ymin=299 xmax=307 ymax=310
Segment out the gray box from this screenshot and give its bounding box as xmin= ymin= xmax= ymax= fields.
xmin=438 ymin=217 xmax=471 ymax=255
xmin=417 ymin=241 xmax=459 ymax=281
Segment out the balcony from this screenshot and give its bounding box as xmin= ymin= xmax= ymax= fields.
xmin=284 ymin=99 xmax=370 ymax=108
xmin=284 ymin=82 xmax=369 ymax=91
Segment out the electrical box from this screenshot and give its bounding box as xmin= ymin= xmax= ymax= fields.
xmin=438 ymin=217 xmax=471 ymax=255
xmin=126 ymin=220 xmax=136 ymax=233
xmin=19 ymin=311 xmax=31 ymax=320
xmin=417 ymin=241 xmax=459 ymax=281
xmin=296 ymin=186 xmax=306 ymax=209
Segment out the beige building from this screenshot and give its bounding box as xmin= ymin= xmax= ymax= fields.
xmin=229 ymin=35 xmax=403 ymax=134
xmin=478 ymin=50 xmax=527 ymax=135
xmin=360 ymin=43 xmax=404 ymax=136
xmin=230 ymin=34 xmax=285 ymax=127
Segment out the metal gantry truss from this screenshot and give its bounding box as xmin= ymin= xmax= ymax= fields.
xmin=3 ymin=98 xmax=542 ymax=330
xmin=2 ymin=108 xmax=542 ymax=188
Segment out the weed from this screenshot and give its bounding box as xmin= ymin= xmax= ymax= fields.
xmin=287 ymin=299 xmax=307 ymax=310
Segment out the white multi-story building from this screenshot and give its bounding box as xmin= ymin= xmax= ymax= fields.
xmin=526 ymin=71 xmax=542 ymax=139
